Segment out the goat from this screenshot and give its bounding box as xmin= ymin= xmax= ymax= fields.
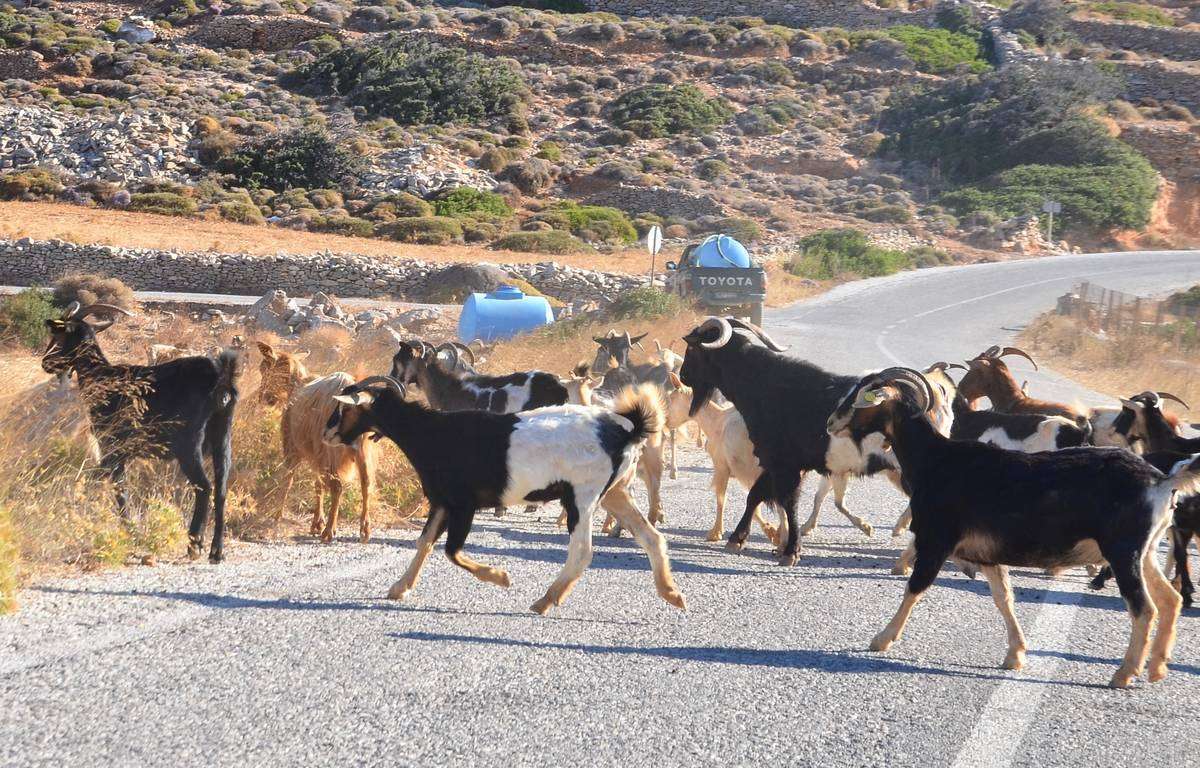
xmin=653 ymin=338 xmax=694 ymax=476
xmin=322 ymin=377 xmax=686 ymax=615
xmin=957 ymin=345 xmax=1087 ymax=424
xmin=827 ymin=366 xmax=1200 ymax=688
xmin=391 ymin=339 xmax=568 ymax=414
xmin=664 ymin=373 xmax=780 ymax=545
xmin=591 ymin=330 xmax=672 ymax=396
xmin=679 ymin=316 xmax=864 ymax=565
xmin=257 ymin=342 xmax=377 ymax=542
xmin=42 ymin=302 xmax=240 ymax=563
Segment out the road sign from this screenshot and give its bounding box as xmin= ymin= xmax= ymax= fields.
xmin=646 ymin=225 xmax=663 ymax=256
xmin=1042 ymin=200 xmax=1062 ymax=214
xmin=1042 ymin=199 xmax=1061 ymax=247
xmin=646 ymin=225 xmax=663 ymax=287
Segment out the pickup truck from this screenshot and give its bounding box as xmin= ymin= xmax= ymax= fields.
xmin=663 ymin=234 xmax=767 ymax=326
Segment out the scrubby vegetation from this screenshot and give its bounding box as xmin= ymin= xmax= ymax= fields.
xmin=883 ymin=25 xmax=990 ymax=74
xmin=1086 ymin=2 xmax=1175 ymax=28
xmin=221 ymin=129 xmax=365 ymax=191
xmin=492 ymin=230 xmax=591 ymax=254
xmin=0 ymin=289 xmax=56 ymax=350
xmin=607 ymin=85 xmax=733 ymax=139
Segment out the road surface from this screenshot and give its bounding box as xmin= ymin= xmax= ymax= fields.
xmin=4 ymin=250 xmax=1200 ymax=767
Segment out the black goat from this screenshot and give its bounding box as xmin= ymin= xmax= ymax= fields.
xmin=679 ymin=316 xmax=860 ymax=565
xmin=592 ymin=330 xmax=671 ymax=398
xmin=828 ymin=367 xmax=1200 ymax=688
xmin=390 ymin=339 xmax=567 ymax=413
xmin=41 ymin=302 xmax=240 ymax=562
xmin=322 ymin=376 xmax=685 ymax=614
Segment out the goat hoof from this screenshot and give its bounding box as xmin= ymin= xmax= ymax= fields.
xmin=1183 ymin=595 xmax=1194 ymax=609
xmin=608 ymin=526 xmax=624 ymax=539
xmin=386 ymin=581 xmax=410 ymax=600
xmin=669 ymin=470 xmax=678 ymax=480
xmin=186 ymin=540 xmax=202 ymax=561
xmin=724 ymin=538 xmax=745 ymax=553
xmin=798 ymin=523 xmax=815 ymax=537
xmin=530 ymin=597 xmax=553 ymax=616
xmin=869 ymin=633 xmax=893 ymax=653
xmin=320 ymin=532 xmax=334 ymax=544
xmin=1088 ymin=576 xmax=1106 ymax=591
xmin=860 ymin=523 xmax=873 ymax=538
xmin=705 ymin=529 xmax=722 ymax=543
xmin=660 ymin=590 xmax=687 ymax=611
xmin=208 ymin=550 xmax=223 ymax=564
xmin=1109 ymin=670 xmax=1136 ymax=689
xmin=1002 ymin=649 xmax=1026 ymax=671
xmin=777 ymin=552 xmax=800 ymax=567
xmin=1148 ymin=661 xmax=1169 ymax=682
xmin=360 ymin=530 xmax=370 ymax=544
xmin=891 ymin=563 xmax=912 ymax=576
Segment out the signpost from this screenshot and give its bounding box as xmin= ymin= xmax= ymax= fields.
xmin=646 ymin=224 xmax=663 ymax=287
xmin=1042 ymin=199 xmax=1062 ymax=247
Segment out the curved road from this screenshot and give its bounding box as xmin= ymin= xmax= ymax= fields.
xmin=4 ymin=250 xmax=1200 ymax=767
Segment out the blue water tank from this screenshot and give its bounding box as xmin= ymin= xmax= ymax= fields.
xmin=692 ymin=234 xmax=751 ymax=268
xmin=458 ymin=284 xmax=554 ymax=343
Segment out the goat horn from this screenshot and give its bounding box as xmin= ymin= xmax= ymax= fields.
xmin=927 ymin=361 xmax=968 ymax=372
xmin=622 ymin=331 xmax=633 ymax=346
xmin=1157 ymin=391 xmax=1190 ymax=409
xmin=999 ymin=346 xmax=1038 ymax=371
xmin=435 ymin=342 xmax=460 ymax=368
xmin=79 ymin=303 xmax=134 ymax=319
xmin=726 ymin=317 xmax=788 ymax=352
xmin=451 ymin=342 xmax=476 ymax=366
xmin=352 ymin=375 xmax=406 ymax=398
xmin=876 ymin=367 xmax=933 ymax=413
xmin=698 ymin=317 xmax=733 ymax=349
xmin=62 ymin=301 xmax=82 ymax=319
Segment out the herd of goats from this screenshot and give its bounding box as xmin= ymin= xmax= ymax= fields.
xmin=36 ymin=302 xmax=1200 ymax=689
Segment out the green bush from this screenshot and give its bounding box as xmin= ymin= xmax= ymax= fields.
xmin=608 ymin=286 xmax=681 ymax=320
xmin=222 ymin=129 xmax=363 ymax=191
xmin=127 ymin=192 xmax=198 ymax=217
xmin=0 ymin=289 xmax=56 ymax=350
xmin=787 ymin=228 xmax=912 ymax=279
xmin=1087 ymin=2 xmax=1173 ymax=27
xmin=717 ymin=217 xmax=764 ymax=244
xmin=608 ymin=84 xmax=733 ymax=139
xmin=365 ymin=193 xmax=432 ymax=220
xmin=217 ymin=200 xmax=264 ymax=224
xmin=492 ymin=230 xmax=591 ymax=254
xmin=310 ymin=215 xmax=376 ymax=238
xmin=533 ymin=202 xmax=637 ymax=245
xmin=378 ymin=216 xmax=464 ymax=245
xmin=290 ymin=35 xmax=528 ymax=127
xmin=885 ymin=25 xmax=990 ymax=74
xmin=432 ymin=187 xmax=513 ymax=220
xmin=52 ymin=273 xmax=135 ymax=311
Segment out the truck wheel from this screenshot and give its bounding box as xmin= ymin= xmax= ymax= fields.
xmin=750 ymin=302 xmax=763 ymax=326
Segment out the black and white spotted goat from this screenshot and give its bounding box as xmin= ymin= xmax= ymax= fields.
xmin=41 ymin=302 xmax=240 ymax=562
xmin=390 ymin=338 xmax=568 ymax=413
xmin=827 ymin=367 xmax=1200 ymax=688
xmin=322 ymin=376 xmax=686 ymax=615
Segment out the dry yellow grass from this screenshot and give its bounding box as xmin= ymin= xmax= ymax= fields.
xmin=0 ymin=201 xmax=663 ymax=274
xmin=1021 ymin=313 xmax=1200 ymax=409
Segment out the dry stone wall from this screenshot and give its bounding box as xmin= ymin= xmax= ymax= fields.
xmin=1069 ymin=20 xmax=1200 ymax=62
xmin=0 ymin=239 xmax=647 ymax=306
xmin=585 ymin=0 xmax=933 ymax=29
xmin=1115 ymin=62 xmax=1200 ymax=113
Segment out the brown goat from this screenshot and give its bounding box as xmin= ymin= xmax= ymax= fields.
xmin=257 ymin=342 xmax=377 ymax=542
xmin=956 ymin=345 xmax=1086 ymax=422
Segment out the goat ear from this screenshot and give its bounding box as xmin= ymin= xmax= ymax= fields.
xmin=1119 ymin=398 xmax=1139 ymax=411
xmin=853 ymin=388 xmax=893 ymax=409
xmin=669 ymin=372 xmax=682 ymax=387
xmin=256 ymin=341 xmax=276 ymax=360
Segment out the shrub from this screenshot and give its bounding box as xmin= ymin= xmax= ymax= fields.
xmin=908 ymin=245 xmax=955 ymax=268
xmin=127 ymin=192 xmax=198 ymax=217
xmin=378 ymin=216 xmax=464 ymax=245
xmin=1002 ymin=0 xmax=1071 ymax=47
xmin=431 ymin=187 xmax=513 ymax=220
xmin=884 ymin=25 xmax=989 ymax=74
xmin=290 ymin=35 xmax=528 ymax=126
xmin=309 ymin=215 xmax=375 ymax=238
xmin=608 ymin=84 xmax=733 ymax=139
xmin=787 ymin=228 xmax=912 ymax=279
xmin=217 ymin=200 xmax=264 ymax=224
xmin=716 ymin=217 xmax=764 ymax=244
xmin=497 ymin=158 xmax=557 ymax=195
xmin=697 ymin=159 xmax=730 ymax=181
xmin=534 ymin=201 xmax=637 ymax=245
xmin=535 ymin=141 xmax=562 ymax=162
xmin=0 ymin=289 xmax=56 ymax=350
xmin=0 ymin=168 xmax=63 ymax=201
xmin=608 ymin=286 xmax=681 ymax=320
xmin=477 ymin=146 xmax=520 ymax=173
xmin=52 ymin=273 xmax=135 ymax=310
xmin=492 ymin=230 xmax=591 ymax=254
xmin=222 ymin=129 xmax=363 ymax=191
xmin=365 ymin=193 xmax=433 ymax=220
xmin=1087 ymin=2 xmax=1174 ymax=28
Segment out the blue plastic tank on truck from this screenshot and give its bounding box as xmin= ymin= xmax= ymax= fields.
xmin=664 ymin=233 xmax=767 ymax=326
xmin=458 ymin=285 xmax=554 ymax=343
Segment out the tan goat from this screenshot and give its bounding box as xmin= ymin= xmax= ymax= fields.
xmin=665 ymin=373 xmax=780 ymax=546
xmin=257 ymin=342 xmax=377 ymax=542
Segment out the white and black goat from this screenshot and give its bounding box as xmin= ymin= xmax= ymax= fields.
xmin=391 ymin=339 xmax=568 ymax=413
xmin=42 ymin=302 xmax=240 ymax=562
xmin=828 ymin=367 xmax=1200 ymax=688
xmin=322 ymin=376 xmax=686 ymax=615
xmin=679 ymin=316 xmax=865 ymax=565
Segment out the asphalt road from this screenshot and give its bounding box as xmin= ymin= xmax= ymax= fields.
xmin=5 ymin=250 xmax=1200 ymax=767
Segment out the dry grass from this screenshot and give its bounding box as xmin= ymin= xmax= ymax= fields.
xmin=1021 ymin=313 xmax=1200 ymax=408
xmin=0 ymin=298 xmax=703 ymax=602
xmin=0 ymin=201 xmax=661 ymax=274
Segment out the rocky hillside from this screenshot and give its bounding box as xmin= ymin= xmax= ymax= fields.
xmin=0 ymin=0 xmax=1197 ymax=272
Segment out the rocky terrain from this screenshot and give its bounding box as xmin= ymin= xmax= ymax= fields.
xmin=0 ymin=0 xmax=1196 ymax=294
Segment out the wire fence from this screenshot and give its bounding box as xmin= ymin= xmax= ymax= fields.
xmin=1058 ymin=281 xmax=1200 ymax=344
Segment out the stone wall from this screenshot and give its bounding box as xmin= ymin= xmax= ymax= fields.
xmin=192 ymin=14 xmax=339 ymax=51
xmin=1120 ymin=124 xmax=1200 ymax=184
xmin=1070 ymin=20 xmax=1200 ymax=62
xmin=585 ymin=0 xmax=934 ymax=29
xmin=1114 ymin=62 xmax=1200 ymax=113
xmin=582 ymin=184 xmax=726 ymax=219
xmin=0 ymin=239 xmax=647 ymax=306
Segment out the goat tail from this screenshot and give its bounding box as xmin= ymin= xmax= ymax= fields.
xmin=612 ymin=383 xmax=665 ymax=447
xmin=214 ymin=348 xmax=243 ymax=409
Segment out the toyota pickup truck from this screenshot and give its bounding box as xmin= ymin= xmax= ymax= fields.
xmin=663 ymin=234 xmax=767 ymax=326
